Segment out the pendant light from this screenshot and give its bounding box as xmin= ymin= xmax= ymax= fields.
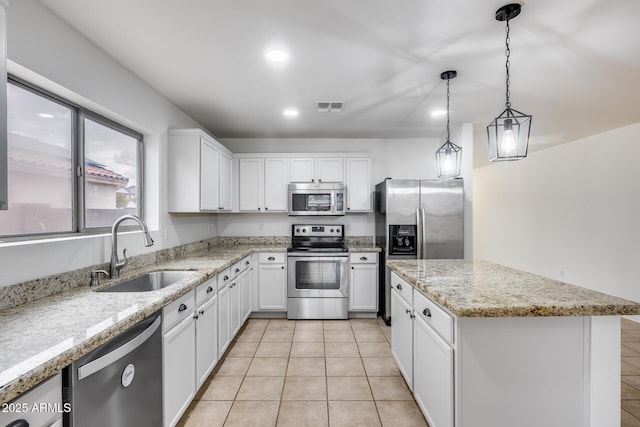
xmin=435 ymin=70 xmax=461 ymax=178
xmin=487 ymin=3 xmax=532 ymax=162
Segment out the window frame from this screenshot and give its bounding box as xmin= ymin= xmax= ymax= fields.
xmin=2 ymin=75 xmax=144 ymax=240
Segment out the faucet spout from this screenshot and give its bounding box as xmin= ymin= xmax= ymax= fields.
xmin=110 ymin=214 xmax=154 ymax=278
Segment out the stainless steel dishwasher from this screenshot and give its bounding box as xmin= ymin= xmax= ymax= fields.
xmin=63 ymin=312 xmax=162 ymax=427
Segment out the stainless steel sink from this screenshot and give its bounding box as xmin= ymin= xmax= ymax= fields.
xmin=97 ymin=271 xmax=195 ymax=292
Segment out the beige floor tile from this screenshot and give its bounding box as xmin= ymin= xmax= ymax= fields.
xmin=328 ymin=401 xmax=381 ymax=427
xmin=246 ymin=318 xmax=269 ymax=328
xmin=242 ymin=323 xmax=268 ymax=334
xmin=216 ymin=357 xmax=252 ymax=376
xmin=277 ymin=400 xmax=329 ymax=427
xmin=625 ymin=342 xmax=640 ymax=353
xmin=295 ymin=320 xmax=324 ymax=331
xmin=622 ymin=409 xmax=640 ymax=427
xmin=624 ymin=344 xmax=640 ymax=357
xmin=623 ymin=382 xmax=640 ymax=400
xmin=327 ymin=377 xmax=373 ymax=400
xmin=324 ymin=330 xmax=356 ymax=343
xmin=235 ymin=330 xmax=264 ymax=343
xmin=287 ymin=357 xmax=326 ymax=376
xmin=325 ymin=342 xmax=360 ymax=358
xmin=350 ymin=319 xmax=382 ymax=331
xmin=200 ymin=376 xmax=244 ymax=400
xmin=368 ymin=376 xmax=413 ymax=401
xmin=290 ymin=342 xmax=325 ymax=357
xmin=626 ymin=357 xmax=640 ymax=369
xmin=262 ymin=329 xmax=294 ymax=343
xmin=622 ymin=318 xmax=640 ymax=329
xmin=362 ymin=357 xmax=401 ymax=377
xmin=178 ymin=400 xmax=232 ymax=427
xmin=326 ymin=357 xmax=366 ymax=376
xmin=357 ymin=342 xmax=391 ymax=358
xmin=376 ymin=400 xmax=429 ymax=427
xmin=227 ymin=341 xmax=259 ymax=358
xmin=224 ymin=400 xmax=280 ymax=427
xmin=266 ymin=319 xmax=296 ymax=331
xmin=255 ymin=342 xmax=292 ymax=358
xmin=354 ymin=329 xmax=388 ymax=343
xmin=624 ymin=376 xmax=640 ymax=391
xmin=293 ymin=330 xmax=325 ymax=343
xmin=623 ymin=400 xmax=640 ymax=421
xmin=624 ymin=331 xmax=640 ymax=342
xmin=236 ymin=377 xmax=285 ymax=401
xmin=323 ymin=320 xmax=353 ymax=331
xmin=624 ymin=361 xmax=640 ymax=376
xmin=247 ymin=357 xmax=289 ymax=376
xmin=282 ymin=376 xmax=328 ymax=400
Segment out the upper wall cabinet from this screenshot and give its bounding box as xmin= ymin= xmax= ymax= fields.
xmin=0 ymin=1 xmax=8 ymax=211
xmin=345 ymin=158 xmax=372 ymax=212
xmin=168 ymin=129 xmax=232 ymax=213
xmin=290 ymin=158 xmax=343 ymax=183
xmin=238 ymin=158 xmax=288 ymax=212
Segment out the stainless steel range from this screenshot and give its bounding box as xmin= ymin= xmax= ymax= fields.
xmin=287 ymin=224 xmax=349 ymax=319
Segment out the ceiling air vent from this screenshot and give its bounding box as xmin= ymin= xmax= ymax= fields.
xmin=316 ymin=101 xmax=343 ymax=113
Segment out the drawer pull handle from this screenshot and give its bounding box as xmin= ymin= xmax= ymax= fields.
xmin=281 ymin=266 xmax=285 ymax=269
xmin=206 ymin=286 xmax=214 ymax=293
xmin=193 ymin=314 xmax=199 ymax=319
xmin=224 ymin=275 xmax=229 ymax=280
xmin=246 ymin=261 xmax=250 ymax=265
xmin=268 ymin=256 xmax=276 ymax=261
xmin=423 ymin=308 xmax=432 ymax=318
xmin=178 ymin=303 xmax=188 ymax=312
xmin=199 ymin=310 xmax=205 ymax=315
xmin=235 ymin=268 xmax=240 ymax=273
xmin=410 ymin=313 xmax=415 ymax=319
xmin=360 ymin=256 xmax=368 ymax=261
xmin=405 ymin=308 xmax=411 ymax=314
xmin=396 ymin=284 xmax=402 ymax=290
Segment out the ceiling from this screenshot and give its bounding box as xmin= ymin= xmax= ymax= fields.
xmin=37 ymin=0 xmax=640 ymax=164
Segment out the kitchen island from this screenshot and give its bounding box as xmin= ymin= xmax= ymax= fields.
xmin=387 ymin=259 xmax=640 ymax=427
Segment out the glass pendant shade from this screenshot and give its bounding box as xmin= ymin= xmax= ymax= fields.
xmin=436 ymin=140 xmax=462 ymax=178
xmin=487 ymin=107 xmax=532 ymax=161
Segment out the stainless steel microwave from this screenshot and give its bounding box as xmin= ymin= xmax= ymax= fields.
xmin=288 ymin=182 xmax=346 ymax=216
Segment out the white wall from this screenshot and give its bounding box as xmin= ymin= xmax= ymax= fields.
xmin=0 ymin=0 xmax=217 ymax=286
xmin=474 ymin=122 xmax=640 ymax=302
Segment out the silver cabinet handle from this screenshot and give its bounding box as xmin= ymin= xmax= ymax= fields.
xmin=224 ymin=275 xmax=229 ymax=280
xmin=410 ymin=313 xmax=415 ymax=319
xmin=396 ymin=284 xmax=402 ymax=290
xmin=423 ymin=308 xmax=432 ymax=318
xmin=199 ymin=310 xmax=204 ymax=315
xmin=360 ymin=256 xmax=367 ymax=261
xmin=193 ymin=314 xmax=199 ymax=319
xmin=246 ymin=261 xmax=250 ymax=265
xmin=281 ymin=266 xmax=285 ymax=269
xmin=351 ymin=266 xmax=354 ymax=270
xmin=235 ymin=268 xmax=240 ymax=273
xmin=206 ymin=286 xmax=214 ymax=293
xmin=268 ymin=256 xmax=275 ymax=261
xmin=178 ymin=303 xmax=188 ymax=312
xmin=265 ymin=207 xmax=268 ymax=210
xmin=405 ymin=308 xmax=411 ymax=314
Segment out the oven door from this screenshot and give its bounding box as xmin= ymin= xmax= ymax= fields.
xmin=287 ymin=254 xmax=348 ymax=298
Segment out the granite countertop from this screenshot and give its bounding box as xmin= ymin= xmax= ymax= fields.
xmin=388 ymin=259 xmax=640 ymax=318
xmin=0 ymin=245 xmax=287 ymax=405
xmin=347 ymin=244 xmax=382 ymax=252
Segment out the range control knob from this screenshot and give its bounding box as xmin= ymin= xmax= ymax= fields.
xmin=330 ymin=228 xmax=334 ymax=232
xmin=303 ymin=229 xmax=307 ymax=233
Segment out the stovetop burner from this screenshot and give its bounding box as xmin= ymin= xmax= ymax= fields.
xmin=289 ymin=224 xmax=347 ymax=253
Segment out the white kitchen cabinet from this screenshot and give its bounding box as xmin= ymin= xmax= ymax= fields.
xmin=391 ymin=288 xmax=414 ymax=390
xmin=290 ymin=157 xmax=343 ymax=183
xmin=240 ymin=266 xmax=252 ymax=322
xmin=195 ymin=294 xmax=218 ymax=389
xmin=217 ymin=282 xmax=231 ymax=356
xmin=345 ymin=158 xmax=372 ymax=212
xmin=230 ymin=277 xmax=241 ymax=337
xmin=0 ymin=1 xmax=7 ymax=211
xmin=258 ymin=253 xmax=287 ymax=310
xmin=163 ymin=292 xmax=196 ymax=427
xmin=348 ymin=252 xmax=378 ymax=311
xmin=168 ymin=129 xmax=232 ymax=213
xmin=238 ymin=157 xmax=288 ymax=212
xmin=414 ymin=310 xmax=454 ymax=427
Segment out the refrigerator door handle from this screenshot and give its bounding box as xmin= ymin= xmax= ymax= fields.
xmin=416 ymin=208 xmax=423 ymax=259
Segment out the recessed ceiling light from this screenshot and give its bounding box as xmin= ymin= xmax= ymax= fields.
xmin=265 ymin=49 xmax=289 ymax=63
xmin=283 ymin=108 xmax=299 ymax=118
xmin=430 ymin=109 xmax=447 ymax=118
xmin=38 ymin=113 xmax=55 ymax=118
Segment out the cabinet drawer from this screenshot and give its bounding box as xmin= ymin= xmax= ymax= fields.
xmin=241 ymin=255 xmax=252 ymax=270
xmin=259 ymin=252 xmax=285 ymax=264
xmin=163 ymin=290 xmax=195 ymax=332
xmin=218 ymin=268 xmax=231 ymax=291
xmin=390 ymin=272 xmax=413 ymax=305
xmin=231 ymin=261 xmax=242 ymax=277
xmin=414 ymin=288 xmax=454 ymax=345
xmin=349 ymin=252 xmax=377 ymax=264
xmin=196 ymin=277 xmax=217 ymax=306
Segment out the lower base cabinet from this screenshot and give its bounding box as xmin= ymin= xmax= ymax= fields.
xmin=218 ymin=283 xmax=231 ymax=356
xmin=390 ymin=289 xmax=414 ymax=389
xmin=195 ymin=294 xmax=218 ymax=388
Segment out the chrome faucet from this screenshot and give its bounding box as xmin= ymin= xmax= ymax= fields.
xmin=110 ymin=214 xmax=154 ymax=278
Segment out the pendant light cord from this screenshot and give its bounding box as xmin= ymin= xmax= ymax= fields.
xmin=446 ymin=79 xmax=451 ymax=142
xmin=505 ymin=19 xmax=512 ymax=109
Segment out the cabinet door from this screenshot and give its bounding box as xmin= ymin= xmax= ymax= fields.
xmin=217 ymin=284 xmax=231 ymax=356
xmin=349 ymin=263 xmax=378 ymax=311
xmin=317 ymin=158 xmax=343 ymax=182
xmin=414 ymin=315 xmax=454 ymax=427
xmin=230 ymin=279 xmax=242 ymax=337
xmin=264 ymin=158 xmax=288 ymax=211
xmin=290 ymin=158 xmax=315 ymax=183
xmin=240 ymin=268 xmax=252 ymax=322
xmin=346 ymin=158 xmax=372 ymax=212
xmin=196 ymin=295 xmax=218 ymax=389
xmin=219 ymin=150 xmax=232 ymax=211
xmin=163 ymin=315 xmax=196 ymax=427
xmin=391 ymin=289 xmax=414 ymax=390
xmin=239 ymin=158 xmax=263 ymax=211
xmin=258 ymin=264 xmax=287 ymax=310
xmin=200 ymin=139 xmax=220 ymax=211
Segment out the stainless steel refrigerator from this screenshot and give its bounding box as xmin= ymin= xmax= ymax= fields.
xmin=375 ymin=178 xmax=464 ymax=324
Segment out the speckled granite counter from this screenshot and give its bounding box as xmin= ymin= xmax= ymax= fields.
xmin=346 ymin=244 xmax=382 ymax=253
xmin=387 ymin=259 xmax=640 ymax=317
xmin=0 ymin=245 xmax=287 ymax=405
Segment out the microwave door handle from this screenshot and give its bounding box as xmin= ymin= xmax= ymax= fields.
xmin=416 ymin=208 xmax=423 ymax=259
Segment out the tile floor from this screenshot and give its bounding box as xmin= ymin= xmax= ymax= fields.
xmin=622 ymin=318 xmax=640 ymax=426
xmin=178 ymin=317 xmax=429 ymax=427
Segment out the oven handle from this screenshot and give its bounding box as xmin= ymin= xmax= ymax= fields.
xmin=287 ymin=252 xmax=349 ymax=258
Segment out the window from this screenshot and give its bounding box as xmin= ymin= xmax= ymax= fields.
xmin=0 ymin=78 xmax=143 ymax=238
